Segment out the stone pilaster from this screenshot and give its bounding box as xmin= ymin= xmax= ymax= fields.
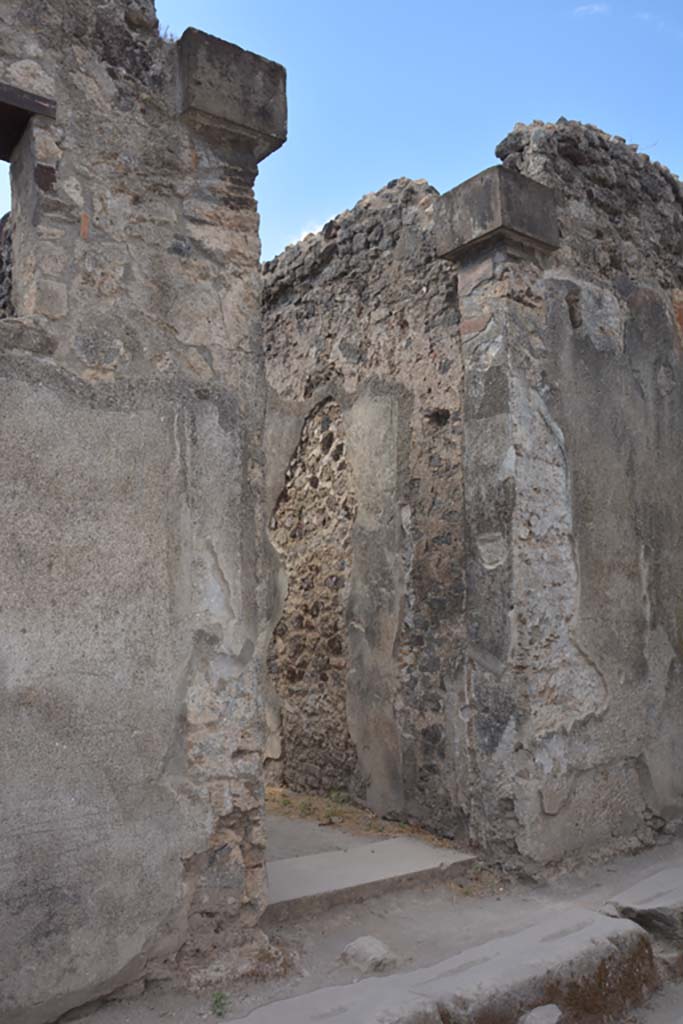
xmin=436 ymin=167 xmax=560 ymax=855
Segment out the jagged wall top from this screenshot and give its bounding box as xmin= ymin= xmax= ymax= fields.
xmin=265 ymin=119 xmax=682 ymax=294
xmin=497 ymin=118 xmax=683 ymax=289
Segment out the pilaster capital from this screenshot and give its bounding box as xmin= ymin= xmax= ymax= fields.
xmin=177 ymin=29 xmax=287 ymax=163
xmin=435 ymin=166 xmax=559 ymax=265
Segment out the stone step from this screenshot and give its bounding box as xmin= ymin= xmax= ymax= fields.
xmin=262 ymin=836 xmax=475 ymax=924
xmin=240 ymin=906 xmax=657 ymax=1022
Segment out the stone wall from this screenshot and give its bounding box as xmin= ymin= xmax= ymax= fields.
xmin=264 ymin=121 xmax=683 ymax=870
xmin=262 ymin=179 xmax=468 ymax=834
xmin=0 ymin=213 xmax=12 ymax=316
xmin=3 ymin=15 xmax=682 ymax=1019
xmin=436 ymin=120 xmax=683 ymax=867
xmin=266 ymin=398 xmax=359 ymax=794
xmin=0 ymin=4 xmax=285 ymax=1022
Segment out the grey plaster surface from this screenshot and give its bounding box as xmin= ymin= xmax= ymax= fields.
xmin=0 ymin=4 xmax=287 ymax=1020
xmin=262 ymin=119 xmax=683 ymax=873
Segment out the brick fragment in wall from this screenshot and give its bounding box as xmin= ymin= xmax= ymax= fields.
xmin=267 ymin=398 xmax=360 ymax=795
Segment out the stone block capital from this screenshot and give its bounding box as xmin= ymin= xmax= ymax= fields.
xmin=177 ymin=28 xmax=287 ymax=162
xmin=435 ymin=165 xmax=559 ymax=263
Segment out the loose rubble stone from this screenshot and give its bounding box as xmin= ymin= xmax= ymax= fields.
xmin=0 ymin=213 xmax=12 ymax=317
xmin=341 ymin=935 xmax=398 ymax=974
xmin=519 ymin=1005 xmax=563 ymax=1024
xmin=267 ymin=398 xmax=359 ymax=794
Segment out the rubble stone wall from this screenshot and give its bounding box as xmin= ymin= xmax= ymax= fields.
xmin=262 ymin=180 xmax=468 ymax=833
xmin=0 ymin=3 xmax=285 ymax=1022
xmin=0 ymin=213 xmax=12 ymax=316
xmin=266 ymin=397 xmax=360 ymax=794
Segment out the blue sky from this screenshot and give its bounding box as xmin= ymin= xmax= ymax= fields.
xmin=1 ymin=1 xmax=681 ymax=259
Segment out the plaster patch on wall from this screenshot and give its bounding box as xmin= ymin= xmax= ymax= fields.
xmin=554 ymin=276 xmax=625 ymax=354
xmin=512 ymin=381 xmax=609 ymax=740
xmin=476 ymin=532 xmax=508 ymax=570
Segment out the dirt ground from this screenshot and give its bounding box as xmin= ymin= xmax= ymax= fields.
xmin=264 ymin=785 xmax=456 ymax=848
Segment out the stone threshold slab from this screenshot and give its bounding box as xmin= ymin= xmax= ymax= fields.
xmin=263 ymin=837 xmax=475 ymax=924
xmin=240 ymin=906 xmax=656 ymax=1023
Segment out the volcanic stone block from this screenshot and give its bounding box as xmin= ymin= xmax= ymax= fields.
xmin=178 ymin=28 xmax=287 ymax=159
xmin=435 ymin=165 xmax=559 ymax=262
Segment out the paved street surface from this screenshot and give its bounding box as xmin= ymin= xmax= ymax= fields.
xmin=79 ymin=834 xmax=683 ymax=1024
xmin=631 ymin=983 xmax=683 ymax=1023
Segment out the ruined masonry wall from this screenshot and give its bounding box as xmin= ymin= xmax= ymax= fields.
xmin=267 ymin=399 xmax=359 ymax=794
xmin=264 ymin=119 xmax=683 ymax=871
xmin=0 ymin=3 xmax=285 ymax=1022
xmin=262 ymin=179 xmax=468 ymax=834
xmin=0 ymin=214 xmax=12 ymax=316
xmin=454 ymin=120 xmax=683 ymax=865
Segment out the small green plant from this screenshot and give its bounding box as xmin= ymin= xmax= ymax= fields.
xmin=299 ymin=798 xmax=313 ymax=816
xmin=281 ymin=795 xmax=291 ymax=807
xmin=329 ymin=789 xmax=350 ymax=805
xmin=212 ymin=991 xmax=228 ymax=1017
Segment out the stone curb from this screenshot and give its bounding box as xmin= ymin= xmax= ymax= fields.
xmin=239 ymin=906 xmax=657 ymax=1023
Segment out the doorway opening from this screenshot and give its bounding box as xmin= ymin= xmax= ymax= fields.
xmin=265 ymin=397 xmax=360 ymax=800
xmin=0 ymin=159 xmax=12 ymax=316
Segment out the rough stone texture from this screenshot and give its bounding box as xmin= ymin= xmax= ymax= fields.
xmin=341 ymin=935 xmax=398 ymax=974
xmin=262 ymin=179 xmax=467 ymax=832
xmin=0 ymin=212 xmax=12 ymax=315
xmin=0 ymin=3 xmax=285 ymax=1023
xmin=4 ymin=24 xmax=683 ymax=1018
xmin=519 ymin=1007 xmax=563 ymax=1024
xmin=266 ymin=398 xmax=360 ymax=794
xmin=264 ymin=120 xmax=683 ymax=870
xmin=434 ymin=121 xmax=683 ymax=865
xmin=496 ymin=118 xmax=683 ymax=290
